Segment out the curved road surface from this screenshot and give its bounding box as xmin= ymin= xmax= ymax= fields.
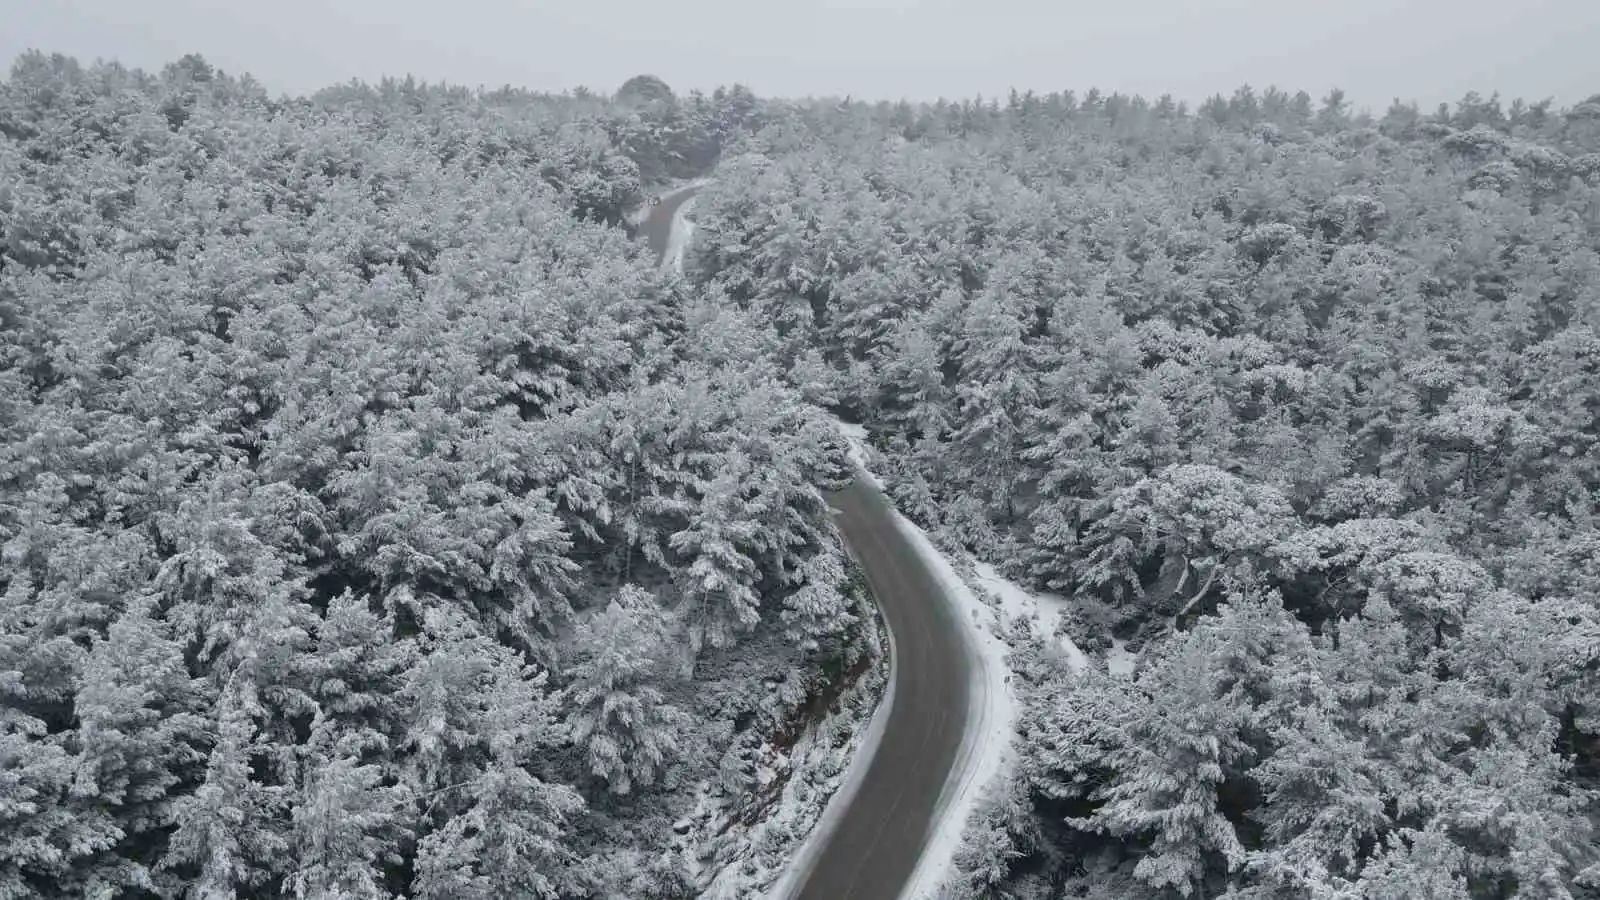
xmin=796 ymin=481 xmax=972 ymax=900
xmin=639 ymin=190 xmax=973 ymax=900
xmin=640 ymin=183 xmax=704 ymax=265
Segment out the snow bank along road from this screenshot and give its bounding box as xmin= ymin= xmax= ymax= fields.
xmin=639 ymin=181 xmax=704 ymax=265
xmin=640 ymin=189 xmax=977 ymax=900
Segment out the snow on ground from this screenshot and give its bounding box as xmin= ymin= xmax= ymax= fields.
xmin=664 ymin=198 xmax=695 ymax=274
xmin=814 ymin=414 xmax=1023 ymax=900
xmin=662 ymin=185 xmax=890 ymax=900
xmin=682 ymin=648 xmax=890 ymax=899
xmin=895 ymin=544 xmax=1109 ymax=897
xmin=1107 ymin=638 xmax=1138 ymax=677
xmin=761 ymin=625 xmax=897 ymax=900
xmin=655 ymin=184 xmax=1110 ymax=897
xmin=970 ymin=562 xmax=1089 ymax=675
xmin=627 ymin=177 xmax=714 ymax=227
xmin=831 ymin=420 xmax=885 ymax=489
xmin=647 ymin=177 xmax=715 ymax=275
xmin=813 ymin=416 xmax=1145 ymax=896
xmin=967 ymin=557 xmax=1136 ymax=681
xmin=749 ymin=416 xmax=904 ymax=900
xmin=891 ymin=511 xmax=1016 ymax=900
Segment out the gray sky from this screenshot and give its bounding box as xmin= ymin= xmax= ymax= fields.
xmin=3 ymin=0 xmax=1596 ymax=112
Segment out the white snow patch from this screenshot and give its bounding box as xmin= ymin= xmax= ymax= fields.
xmin=971 ymin=562 xmax=1089 ymax=675
xmin=686 ymin=647 xmax=890 ymax=900
xmin=662 ymin=196 xmax=697 ymax=274
xmin=836 ymin=421 xmax=868 ymax=464
xmin=830 ymin=420 xmax=885 ymax=490
xmin=889 ymin=512 xmax=1016 ymax=900
xmin=1107 ymin=638 xmax=1138 ymax=677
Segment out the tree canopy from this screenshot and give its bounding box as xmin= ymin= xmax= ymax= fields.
xmin=681 ymin=82 xmax=1600 ymax=898
xmin=4 ymin=47 xmax=1600 ymax=899
xmin=0 ymin=51 xmax=854 ymax=898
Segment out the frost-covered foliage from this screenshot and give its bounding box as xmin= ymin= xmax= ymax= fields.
xmin=686 ymin=86 xmax=1600 ymax=897
xmin=0 ymin=52 xmax=854 ymax=897
xmin=8 ymin=46 xmax=1600 ymax=898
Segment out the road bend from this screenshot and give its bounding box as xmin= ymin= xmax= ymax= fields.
xmin=791 ymin=480 xmax=973 ymax=900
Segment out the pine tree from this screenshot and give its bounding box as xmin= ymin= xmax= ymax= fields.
xmin=286 ymin=755 xmax=411 ymax=900
xmin=68 ymin=601 xmax=210 ymax=893
xmin=669 ymin=467 xmax=763 ymax=656
xmin=160 ymin=681 xmax=292 ymax=898
xmin=1081 ymin=634 xmax=1249 ymax=897
xmin=563 ymin=586 xmax=687 ymax=794
xmin=406 ymin=608 xmax=581 ymax=899
xmin=289 ymin=592 xmax=418 ymax=897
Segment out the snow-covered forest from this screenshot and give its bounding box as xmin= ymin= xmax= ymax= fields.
xmin=683 ymin=87 xmax=1600 ymax=896
xmin=0 ymin=54 xmax=875 ymax=898
xmin=4 ymin=46 xmax=1600 ymax=899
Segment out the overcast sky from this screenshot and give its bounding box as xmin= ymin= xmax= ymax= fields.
xmin=3 ymin=0 xmax=1596 ymax=112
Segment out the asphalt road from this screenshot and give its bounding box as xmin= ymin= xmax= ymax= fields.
xmin=790 ymin=479 xmax=973 ymax=900
xmin=640 ymin=183 xmax=703 ymax=265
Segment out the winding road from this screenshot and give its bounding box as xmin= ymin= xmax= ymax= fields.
xmin=795 ymin=481 xmax=973 ymax=900
xmin=638 ymin=187 xmax=976 ymax=900
xmin=640 ymin=182 xmax=704 ymax=265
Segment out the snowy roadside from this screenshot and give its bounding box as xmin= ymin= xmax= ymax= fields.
xmin=651 ymin=165 xmax=1122 ymax=897
xmin=890 ymin=507 xmax=1016 ymax=900
xmin=740 ymin=417 xmax=993 ymax=900
xmin=627 ymin=177 xmax=712 ymax=275
xmin=659 ymin=196 xmax=892 ymax=899
xmin=668 ymin=180 xmax=715 ymax=272
xmin=624 ymin=177 xmax=713 ymax=227
xmin=826 ymin=418 xmax=1018 ymax=900
xmin=760 ymin=554 xmax=896 ymax=900
xmin=833 ymin=421 xmax=884 ymax=490
xmin=678 ymin=613 xmax=890 ymax=899
xmin=664 ymin=199 xmax=694 ymax=274
xmin=828 ymin=417 xmax=1136 ymax=898
xmin=754 ymin=426 xmax=900 ymax=900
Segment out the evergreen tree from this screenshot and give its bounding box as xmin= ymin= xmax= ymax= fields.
xmin=563 ymin=586 xmax=687 ymax=794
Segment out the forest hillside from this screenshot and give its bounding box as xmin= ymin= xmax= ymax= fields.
xmin=4 ymin=48 xmax=1600 ymax=899
xmin=0 ymin=52 xmax=865 ymax=899
xmin=682 ymin=85 xmax=1600 ymax=897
